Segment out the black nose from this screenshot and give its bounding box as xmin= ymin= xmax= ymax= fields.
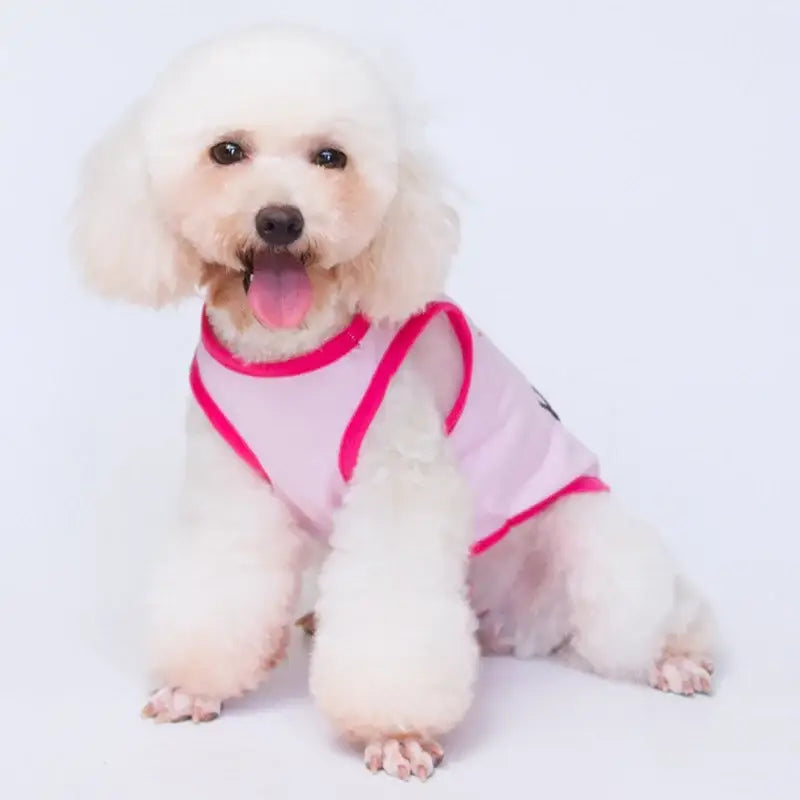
xmin=255 ymin=205 xmax=304 ymax=246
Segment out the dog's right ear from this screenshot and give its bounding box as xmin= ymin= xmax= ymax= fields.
xmin=70 ymin=103 xmax=199 ymax=307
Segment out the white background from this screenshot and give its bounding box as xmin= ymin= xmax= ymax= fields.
xmin=1 ymin=0 xmax=798 ymax=797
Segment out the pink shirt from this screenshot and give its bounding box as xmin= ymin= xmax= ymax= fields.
xmin=191 ymin=299 xmax=607 ymax=555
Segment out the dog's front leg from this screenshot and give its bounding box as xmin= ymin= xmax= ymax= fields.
xmin=309 ymin=367 xmax=479 ymax=780
xmin=141 ymin=400 xmax=305 ymax=722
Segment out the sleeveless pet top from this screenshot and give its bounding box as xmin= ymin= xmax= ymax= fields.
xmin=190 ymin=299 xmax=608 ymax=555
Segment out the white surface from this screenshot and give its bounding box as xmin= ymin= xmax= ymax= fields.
xmin=2 ymin=0 xmax=798 ymax=797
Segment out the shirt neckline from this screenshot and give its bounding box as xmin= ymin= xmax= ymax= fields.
xmin=200 ymin=307 xmax=371 ymax=376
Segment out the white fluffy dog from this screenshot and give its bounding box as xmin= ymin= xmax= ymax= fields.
xmin=71 ymin=25 xmax=716 ymax=781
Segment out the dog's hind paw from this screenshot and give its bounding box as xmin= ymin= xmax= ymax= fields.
xmin=649 ymin=655 xmax=713 ymax=696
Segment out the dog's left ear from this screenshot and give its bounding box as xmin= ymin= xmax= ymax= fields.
xmin=69 ymin=102 xmax=200 ymax=308
xmin=355 ymin=144 xmax=460 ymax=322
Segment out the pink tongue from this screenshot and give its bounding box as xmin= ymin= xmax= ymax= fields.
xmin=247 ymin=251 xmax=313 ymax=329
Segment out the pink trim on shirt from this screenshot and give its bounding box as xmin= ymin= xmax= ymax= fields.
xmin=200 ymin=308 xmax=371 ymax=377
xmin=470 ymin=475 xmax=609 ymax=556
xmin=189 ymin=357 xmax=271 ymax=482
xmin=338 ymin=301 xmax=474 ymax=482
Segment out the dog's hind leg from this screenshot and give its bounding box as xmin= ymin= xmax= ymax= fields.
xmin=470 ymin=491 xmax=717 ymax=695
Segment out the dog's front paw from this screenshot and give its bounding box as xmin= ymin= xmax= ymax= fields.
xmin=649 ymin=655 xmax=714 ymax=696
xmin=141 ymin=687 xmax=222 ymax=723
xmin=364 ymin=736 xmax=444 ymax=782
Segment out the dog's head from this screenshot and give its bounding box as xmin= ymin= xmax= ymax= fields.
xmin=71 ymin=26 xmax=459 ymax=330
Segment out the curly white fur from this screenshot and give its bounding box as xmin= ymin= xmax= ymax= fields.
xmin=310 ymin=363 xmax=479 ymax=742
xmin=70 ymin=23 xmax=716 ymax=779
xmin=145 ymin=401 xmax=305 ymax=700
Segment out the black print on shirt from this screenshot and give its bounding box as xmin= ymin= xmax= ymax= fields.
xmin=473 ymin=327 xmax=560 ymax=421
xmin=531 ymin=385 xmax=560 ymax=421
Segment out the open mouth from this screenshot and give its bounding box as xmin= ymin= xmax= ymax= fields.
xmin=240 ymin=249 xmax=313 ymax=329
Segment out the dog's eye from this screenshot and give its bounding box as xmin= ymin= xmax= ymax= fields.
xmin=312 ymin=148 xmax=347 ymax=169
xmin=209 ymin=141 xmax=246 ymax=165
